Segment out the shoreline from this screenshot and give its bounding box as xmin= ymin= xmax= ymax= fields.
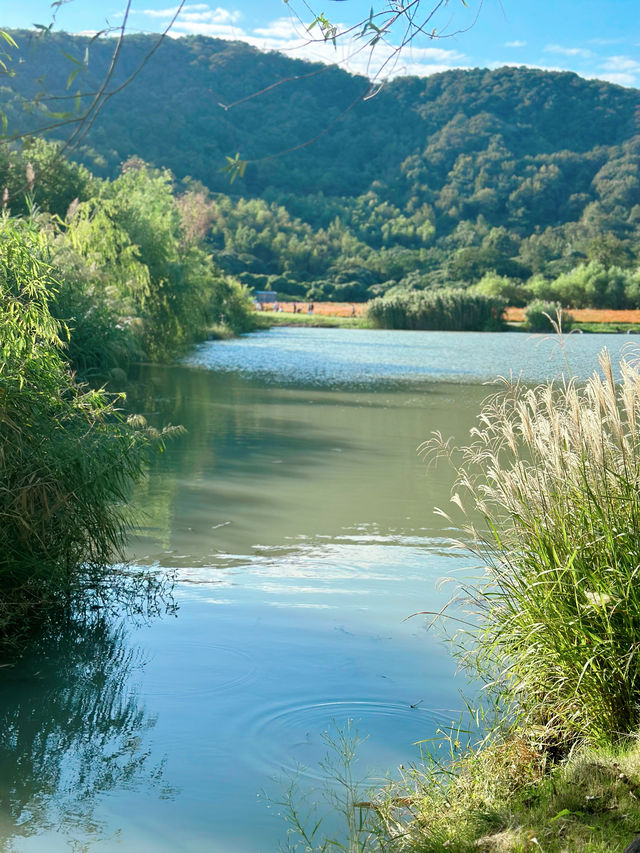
xmin=254 ymin=313 xmax=640 ymax=334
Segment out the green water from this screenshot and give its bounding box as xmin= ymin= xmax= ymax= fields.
xmin=0 ymin=328 xmax=631 ymax=852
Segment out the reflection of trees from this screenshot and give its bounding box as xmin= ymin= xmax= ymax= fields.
xmin=126 ymin=366 xmax=357 ymax=552
xmin=0 ymin=617 xmax=175 ymax=849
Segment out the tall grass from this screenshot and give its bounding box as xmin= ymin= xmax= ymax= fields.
xmin=367 ymin=289 xmax=505 ymax=331
xmin=427 ymin=347 xmax=640 ymax=747
xmin=0 ymin=218 xmax=162 ymax=637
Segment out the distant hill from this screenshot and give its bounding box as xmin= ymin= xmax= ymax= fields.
xmin=2 ymin=31 xmax=638 ymax=195
xmin=2 ymin=30 xmax=640 ymax=301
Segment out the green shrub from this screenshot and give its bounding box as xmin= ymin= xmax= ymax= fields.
xmin=0 ymin=218 xmax=154 ymax=635
xmin=471 ymin=271 xmax=532 ymax=307
xmin=523 ymin=299 xmax=574 ymax=332
xmin=367 ymin=288 xmax=506 ymax=331
xmin=529 ymin=263 xmax=637 ymax=309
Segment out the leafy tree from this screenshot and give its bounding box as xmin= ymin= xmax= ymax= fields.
xmin=0 ymin=217 xmax=153 ymax=633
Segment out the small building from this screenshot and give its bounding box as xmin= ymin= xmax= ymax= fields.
xmin=254 ymin=291 xmax=277 ymax=304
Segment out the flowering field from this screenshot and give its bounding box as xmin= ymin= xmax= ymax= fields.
xmin=505 ymin=307 xmax=640 ymax=324
xmin=255 ymin=301 xmax=368 ymax=317
xmin=256 ymin=303 xmax=640 ymax=325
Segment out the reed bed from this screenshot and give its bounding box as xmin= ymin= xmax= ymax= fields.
xmin=426 ymin=347 xmax=640 ymax=747
xmin=367 ymin=289 xmax=505 ymax=331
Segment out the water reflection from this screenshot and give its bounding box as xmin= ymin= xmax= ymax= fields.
xmin=125 ymin=365 xmax=486 ymax=569
xmin=0 ymin=617 xmax=175 ymax=850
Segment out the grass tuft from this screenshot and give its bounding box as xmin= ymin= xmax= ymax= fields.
xmin=424 ymin=346 xmax=640 ymax=748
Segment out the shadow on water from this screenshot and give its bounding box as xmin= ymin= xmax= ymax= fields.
xmin=128 ymin=366 xmax=365 ymax=474
xmin=0 ymin=615 xmax=177 ymax=850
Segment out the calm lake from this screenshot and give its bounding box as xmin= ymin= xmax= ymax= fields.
xmin=0 ymin=328 xmax=635 ymax=851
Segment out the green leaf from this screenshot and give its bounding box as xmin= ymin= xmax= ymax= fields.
xmin=550 ymin=808 xmax=573 ymax=821
xmin=220 ymin=152 xmax=248 ymax=184
xmin=0 ymin=31 xmax=18 ymax=48
xmin=61 ymin=50 xmax=85 ymax=67
xmin=66 ymin=66 xmax=81 ymax=89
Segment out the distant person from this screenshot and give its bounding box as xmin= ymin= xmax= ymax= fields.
xmin=350 ymin=303 xmax=356 ymax=317
xmin=308 ymin=303 xmax=314 ymax=315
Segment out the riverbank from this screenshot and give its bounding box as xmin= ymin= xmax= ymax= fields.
xmin=254 ymin=303 xmax=640 ymax=333
xmin=370 ymin=733 xmax=640 ymax=852
xmin=259 ymin=312 xmax=640 ymax=334
xmin=353 ymin=342 xmax=640 ymax=853
xmin=255 ymin=312 xmax=371 ymax=329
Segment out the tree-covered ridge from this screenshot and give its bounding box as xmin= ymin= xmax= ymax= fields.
xmin=2 ymin=31 xmax=640 ymax=304
xmin=3 ymin=31 xmax=638 ymax=192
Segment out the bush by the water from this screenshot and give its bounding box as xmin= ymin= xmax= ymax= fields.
xmin=367 ymin=288 xmax=505 ymax=331
xmin=524 ymin=299 xmax=574 ymax=332
xmin=428 ymin=350 xmax=640 ymax=747
xmin=1 ymin=147 xmax=256 ymax=376
xmin=0 ymin=219 xmax=161 ymax=636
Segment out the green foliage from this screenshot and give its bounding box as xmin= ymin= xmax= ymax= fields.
xmin=0 ymin=147 xmax=256 ymax=376
xmin=367 ymin=288 xmax=505 ymax=331
xmin=370 ymin=734 xmax=640 ymax=851
xmin=428 ymin=351 xmax=640 ymax=748
xmin=0 ymin=218 xmax=154 ymax=634
xmin=0 ymin=138 xmax=92 ymax=218
xmin=529 ymin=262 xmax=639 ymax=309
xmin=470 ymin=271 xmax=531 ymax=307
xmin=2 ymin=33 xmax=640 ymax=304
xmin=523 ymin=300 xmax=574 ymax=332
xmin=85 ymin=161 xmax=254 ymax=359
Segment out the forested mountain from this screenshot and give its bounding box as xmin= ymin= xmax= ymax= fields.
xmin=2 ymin=30 xmax=640 ymax=303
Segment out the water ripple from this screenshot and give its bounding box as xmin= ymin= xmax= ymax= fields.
xmin=238 ymin=698 xmax=458 ymax=780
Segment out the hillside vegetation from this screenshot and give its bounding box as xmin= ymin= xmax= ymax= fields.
xmin=1 ymin=31 xmax=639 ymax=307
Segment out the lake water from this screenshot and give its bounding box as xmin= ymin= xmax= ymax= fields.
xmin=0 ymin=328 xmax=635 ymax=851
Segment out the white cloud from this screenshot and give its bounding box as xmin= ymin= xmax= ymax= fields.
xmin=140 ymin=4 xmax=209 ymax=17
xmin=170 ymin=20 xmax=246 ymax=38
xmin=594 ymin=71 xmax=637 ymax=86
xmin=600 ymin=54 xmax=640 ymax=73
xmin=505 ymin=40 xmax=526 ymax=48
xmin=544 ymin=44 xmax=594 ymax=58
xmin=587 ymin=55 xmax=640 ymax=87
xmin=180 ymin=7 xmax=241 ymax=24
xmin=252 ymin=18 xmax=300 ymax=40
xmin=126 ymin=4 xmax=483 ymax=81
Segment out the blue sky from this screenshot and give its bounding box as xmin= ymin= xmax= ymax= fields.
xmin=2 ymin=1 xmax=639 ymax=87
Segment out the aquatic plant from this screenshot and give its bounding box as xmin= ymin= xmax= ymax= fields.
xmin=426 ymin=346 xmax=640 ymax=747
xmin=367 ymin=289 xmax=505 ymax=332
xmin=273 ymin=722 xmax=389 ymax=853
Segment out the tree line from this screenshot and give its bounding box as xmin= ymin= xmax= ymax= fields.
xmin=4 ymin=31 xmax=638 ymax=308
xmin=0 ymin=142 xmax=253 ymax=641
